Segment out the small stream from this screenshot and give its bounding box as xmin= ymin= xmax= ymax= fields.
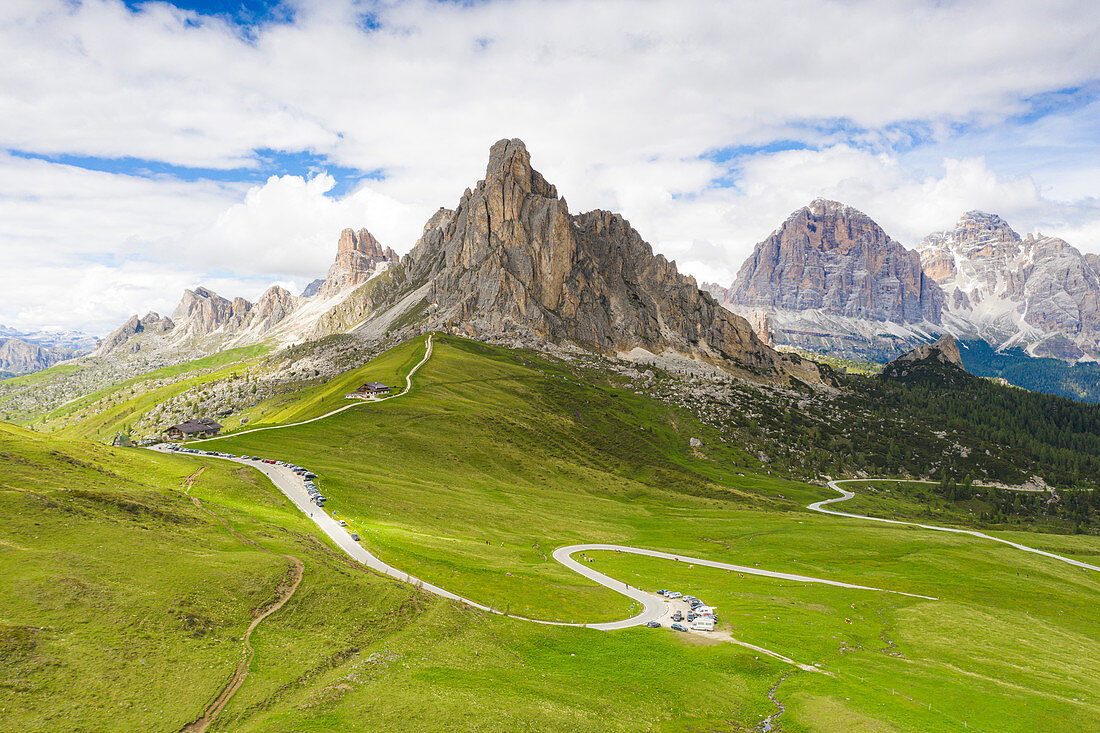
xmin=761 ymin=671 xmax=793 ymax=732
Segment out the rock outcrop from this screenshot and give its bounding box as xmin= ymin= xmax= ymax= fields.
xmin=890 ymin=334 xmax=963 ymax=367
xmin=351 ymin=139 xmax=821 ymax=383
xmin=96 ymin=312 xmax=175 ymax=355
xmin=918 ymin=212 xmax=1100 ymax=360
xmin=700 ymin=281 xmax=730 ymax=304
xmin=250 ymin=286 xmax=297 ymax=335
xmin=318 ymin=228 xmax=398 ymax=299
xmin=881 ymin=334 xmax=969 ymax=383
xmin=171 ymin=287 xmax=240 ymax=339
xmin=300 ymin=278 xmax=324 ymax=298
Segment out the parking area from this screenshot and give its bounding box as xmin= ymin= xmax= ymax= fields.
xmin=647 ymin=589 xmax=717 ymax=634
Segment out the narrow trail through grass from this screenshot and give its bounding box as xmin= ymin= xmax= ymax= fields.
xmin=175 ymin=468 xmax=305 ymax=733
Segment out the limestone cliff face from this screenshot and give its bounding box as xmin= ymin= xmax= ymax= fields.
xmin=1085 ymin=253 xmax=1100 ymax=275
xmin=918 ymin=212 xmax=1100 ymax=360
xmin=318 ymin=228 xmax=398 ymax=298
xmin=171 ymin=287 xmax=238 ymax=339
xmin=362 ymin=139 xmax=819 ymax=382
xmin=0 ymin=339 xmax=78 ymax=374
xmin=250 ymin=286 xmax=297 ymax=335
xmin=728 ymin=199 xmax=944 ymax=324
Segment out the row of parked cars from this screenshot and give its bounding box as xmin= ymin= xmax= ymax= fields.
xmin=166 ymin=445 xmax=364 ymax=543
xmin=166 ymin=445 xmax=329 ymax=510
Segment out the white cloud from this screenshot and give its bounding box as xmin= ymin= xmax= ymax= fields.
xmin=0 ymin=154 xmax=426 ymax=333
xmin=0 ymin=0 xmax=1098 ymax=332
xmin=616 ymin=146 xmax=1100 ymax=288
xmin=200 ymin=173 xmax=424 ymax=275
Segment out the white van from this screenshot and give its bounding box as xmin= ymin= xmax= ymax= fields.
xmin=691 ymin=617 xmax=715 ymax=631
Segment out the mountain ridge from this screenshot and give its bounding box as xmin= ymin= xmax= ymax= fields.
xmin=336 ymin=138 xmax=822 ymax=384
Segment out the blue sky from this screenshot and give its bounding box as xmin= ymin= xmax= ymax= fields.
xmin=1 ymin=0 xmax=1098 ymax=334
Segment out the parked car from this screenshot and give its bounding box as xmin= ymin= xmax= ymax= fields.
xmin=670 ymin=623 xmax=687 ymax=632
xmin=338 ymin=520 xmax=347 ymax=527
xmin=672 ymin=612 xmax=682 ymax=622
xmin=667 ymin=591 xmax=682 ymax=599
xmin=350 ymin=533 xmax=360 ymax=541
xmin=645 ymin=621 xmax=661 ymax=628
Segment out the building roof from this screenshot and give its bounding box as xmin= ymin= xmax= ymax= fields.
xmin=168 ymin=418 xmax=224 ymax=434
xmin=360 ymin=382 xmax=391 ymax=390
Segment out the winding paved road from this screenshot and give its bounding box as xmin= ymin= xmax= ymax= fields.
xmin=160 ymin=332 xmax=1098 ymax=637
xmin=157 ymin=446 xmax=928 ymax=629
xmin=155 ymin=333 xmax=933 ymax=633
xmin=813 ymin=479 xmax=1100 ymax=573
xmin=187 ymin=334 xmax=434 ymax=445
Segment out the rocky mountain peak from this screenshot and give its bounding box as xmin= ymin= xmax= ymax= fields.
xmin=483 ymin=138 xmax=558 ymax=199
xmin=921 ymin=211 xmax=1023 ymax=271
xmin=300 ymin=278 xmax=324 ymax=298
xmin=170 ymin=287 xmax=241 ymax=339
xmin=318 ymin=227 xmax=398 ymax=299
xmin=95 ymin=311 xmax=174 ymax=355
xmin=725 ymin=200 xmax=943 ymax=324
xmin=918 ymin=213 xmax=1100 ymax=360
xmin=352 ymin=139 xmax=821 ymax=384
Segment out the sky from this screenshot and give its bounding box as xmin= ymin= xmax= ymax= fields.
xmin=1 ymin=0 xmax=1099 ymax=336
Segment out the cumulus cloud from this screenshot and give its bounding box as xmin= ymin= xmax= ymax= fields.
xmin=0 ymin=0 xmax=1098 ymax=332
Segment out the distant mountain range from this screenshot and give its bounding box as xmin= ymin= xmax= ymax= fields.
xmin=0 ymin=326 xmax=97 ymax=375
xmin=704 ymin=200 xmax=1100 ymax=370
xmin=14 ymin=140 xmax=1099 ymax=405
xmin=93 ymin=226 xmax=400 ymax=360
xmin=88 ymin=139 xmax=822 ymax=387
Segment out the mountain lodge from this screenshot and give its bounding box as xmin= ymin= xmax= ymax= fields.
xmin=165 ymin=417 xmax=223 ymax=439
xmin=357 ymin=382 xmax=392 ymax=395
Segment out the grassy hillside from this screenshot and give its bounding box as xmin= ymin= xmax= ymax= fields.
xmin=0 ymin=418 xmax=842 ymax=731
xmin=2 ymin=344 xmax=269 ymax=437
xmin=6 ymin=335 xmax=1100 ymax=731
xmin=195 ymin=334 xmax=1100 ymax=732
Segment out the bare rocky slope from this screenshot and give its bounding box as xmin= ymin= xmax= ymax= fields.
xmin=918 ymin=211 xmax=1100 ymax=360
xmin=0 ymin=338 xmax=79 ymax=375
xmin=338 ymin=139 xmax=822 ymax=384
xmin=710 ymin=199 xmax=945 ymax=360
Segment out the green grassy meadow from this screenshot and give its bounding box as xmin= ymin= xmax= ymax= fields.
xmin=4 ymin=334 xmax=1100 ymax=731
xmin=203 ymin=334 xmax=1100 ymax=731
